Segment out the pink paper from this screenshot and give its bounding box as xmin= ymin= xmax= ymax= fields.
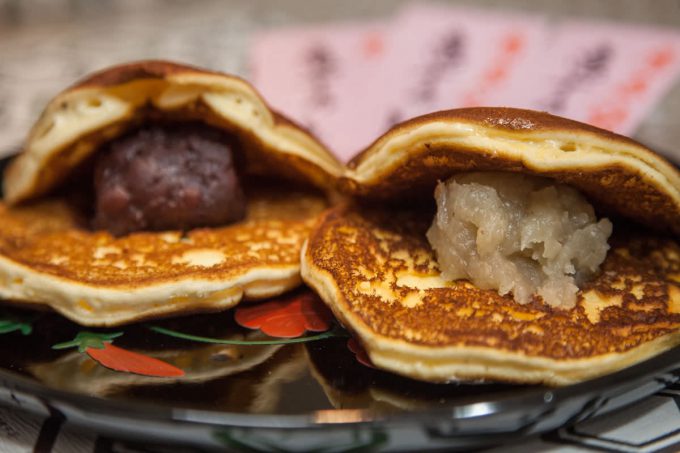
xmin=493 ymin=21 xmax=680 ymax=135
xmin=249 ymin=5 xmax=680 ymax=161
xmin=249 ymin=21 xmax=391 ymax=161
xmin=379 ymin=4 xmax=546 ymax=121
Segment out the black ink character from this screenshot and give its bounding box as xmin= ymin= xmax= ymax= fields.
xmin=306 ymin=44 xmax=337 ymax=109
xmin=414 ymin=32 xmax=464 ymax=103
xmin=542 ymin=44 xmax=613 ymax=112
xmin=385 ymin=109 xmax=404 ymax=128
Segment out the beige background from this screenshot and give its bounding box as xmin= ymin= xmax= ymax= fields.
xmin=0 ymin=0 xmax=679 ymax=161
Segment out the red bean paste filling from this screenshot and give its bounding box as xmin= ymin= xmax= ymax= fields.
xmin=92 ymin=123 xmax=246 ymax=236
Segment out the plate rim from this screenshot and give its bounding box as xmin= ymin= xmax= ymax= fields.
xmin=0 ymin=341 xmax=678 ymax=430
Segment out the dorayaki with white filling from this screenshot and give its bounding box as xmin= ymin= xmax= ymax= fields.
xmin=302 ymin=107 xmax=680 ymax=386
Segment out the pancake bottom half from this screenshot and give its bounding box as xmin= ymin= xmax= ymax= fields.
xmin=302 ymin=205 xmax=680 ymax=386
xmin=0 ymin=187 xmax=326 ymax=326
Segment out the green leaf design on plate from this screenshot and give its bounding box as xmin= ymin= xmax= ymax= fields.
xmin=0 ymin=318 xmax=33 ymax=335
xmin=148 ymin=325 xmax=347 ymax=345
xmin=52 ymin=331 xmax=124 ymax=353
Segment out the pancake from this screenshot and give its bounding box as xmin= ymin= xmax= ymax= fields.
xmin=4 ymin=60 xmax=341 ymax=204
xmin=342 ymin=107 xmax=680 ymax=236
xmin=0 ymin=61 xmax=343 ymax=326
xmin=302 ymin=108 xmax=680 ymax=385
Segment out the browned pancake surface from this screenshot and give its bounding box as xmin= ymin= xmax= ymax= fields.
xmin=342 ymin=107 xmax=680 ymax=235
xmin=4 ymin=60 xmax=342 ymax=205
xmin=306 ymin=204 xmax=680 ymax=360
xmin=0 ymin=188 xmax=325 ymax=288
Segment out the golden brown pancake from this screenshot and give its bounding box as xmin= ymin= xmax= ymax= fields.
xmin=0 ymin=61 xmax=343 ymax=326
xmin=4 ymin=61 xmax=341 ymax=203
xmin=302 ymin=107 xmax=680 ymax=386
xmin=343 ymin=107 xmax=680 ymax=236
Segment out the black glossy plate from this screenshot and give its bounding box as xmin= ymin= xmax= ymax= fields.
xmin=0 ymin=300 xmax=678 ymax=452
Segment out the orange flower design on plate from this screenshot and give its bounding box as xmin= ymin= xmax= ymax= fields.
xmin=235 ymin=292 xmax=334 ymax=338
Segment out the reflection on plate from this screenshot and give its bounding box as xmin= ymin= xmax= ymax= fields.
xmin=0 ymin=302 xmax=679 ymax=451
xmin=305 ymin=337 xmax=529 ymax=413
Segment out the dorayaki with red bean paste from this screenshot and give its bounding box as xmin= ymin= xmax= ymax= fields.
xmin=0 ymin=60 xmax=343 ymax=327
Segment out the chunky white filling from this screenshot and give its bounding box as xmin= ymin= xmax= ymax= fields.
xmin=426 ymin=172 xmax=613 ymax=309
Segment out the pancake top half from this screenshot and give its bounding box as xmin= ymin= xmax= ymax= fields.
xmin=302 ymin=107 xmax=680 ymax=386
xmin=0 ymin=60 xmax=343 ymax=327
